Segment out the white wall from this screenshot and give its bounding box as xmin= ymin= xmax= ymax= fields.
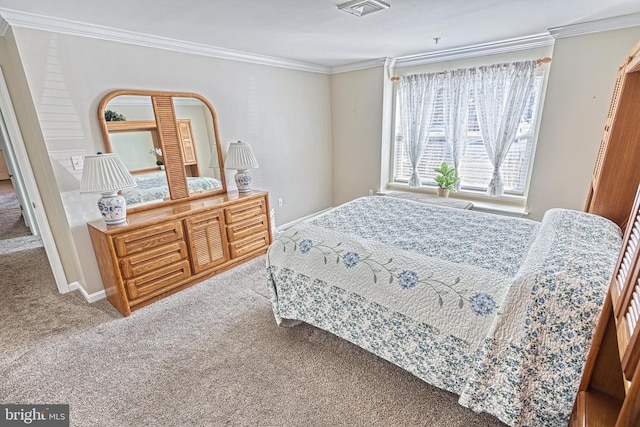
xmin=8 ymin=27 xmax=332 ymax=294
xmin=527 ymin=27 xmax=640 ymax=220
xmin=330 ymin=67 xmax=385 ymax=206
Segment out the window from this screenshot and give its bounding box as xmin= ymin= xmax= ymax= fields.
xmin=392 ymin=70 xmax=544 ymax=196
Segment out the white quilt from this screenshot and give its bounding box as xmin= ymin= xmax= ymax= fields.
xmin=267 ymin=196 xmax=622 ymax=426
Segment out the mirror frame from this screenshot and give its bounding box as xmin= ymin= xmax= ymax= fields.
xmin=98 ymin=89 xmax=227 ymax=211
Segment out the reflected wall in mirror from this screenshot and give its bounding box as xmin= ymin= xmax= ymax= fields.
xmin=98 ymin=90 xmax=226 ymax=210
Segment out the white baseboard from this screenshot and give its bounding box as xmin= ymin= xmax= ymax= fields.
xmin=276 ymin=208 xmax=333 ymax=232
xmin=70 ymin=281 xmax=107 ymax=303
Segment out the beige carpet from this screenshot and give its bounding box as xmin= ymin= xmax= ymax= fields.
xmin=0 ymin=191 xmax=35 ymax=241
xmin=1 ymin=229 xmax=507 ymax=426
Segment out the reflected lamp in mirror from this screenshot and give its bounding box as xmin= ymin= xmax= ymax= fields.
xmin=209 ymin=152 xmax=220 ymax=169
xmin=224 ymin=141 xmax=259 ymax=193
xmin=80 ymin=153 xmax=137 ymax=224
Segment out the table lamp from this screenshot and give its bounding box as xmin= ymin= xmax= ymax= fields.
xmin=80 ymin=153 xmax=137 ymax=224
xmin=224 ymin=141 xmax=259 ymax=193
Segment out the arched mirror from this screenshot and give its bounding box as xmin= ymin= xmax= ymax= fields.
xmin=98 ymin=90 xmax=226 ymax=210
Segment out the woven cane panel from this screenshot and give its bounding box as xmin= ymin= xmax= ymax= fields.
xmin=178 ymin=120 xmax=197 ymax=164
xmin=608 ymin=71 xmax=624 ymax=118
xmin=593 ymin=71 xmax=624 ymax=181
xmin=153 ymin=96 xmax=189 ymax=199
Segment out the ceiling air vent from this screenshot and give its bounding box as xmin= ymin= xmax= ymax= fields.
xmin=337 ymin=0 xmax=390 ymax=17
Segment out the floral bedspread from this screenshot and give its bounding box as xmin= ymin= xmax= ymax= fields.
xmin=266 ymin=196 xmax=622 ymax=426
xmin=123 ymin=172 xmax=222 ymax=205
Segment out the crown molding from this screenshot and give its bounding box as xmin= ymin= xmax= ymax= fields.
xmin=0 ymin=8 xmax=331 ymax=74
xmin=549 ymin=12 xmax=640 ymax=39
xmin=330 ymin=58 xmax=388 ymax=74
xmin=393 ymin=33 xmax=554 ymax=68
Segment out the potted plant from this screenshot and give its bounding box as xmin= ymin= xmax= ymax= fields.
xmin=104 ymin=110 xmax=126 ymax=121
xmin=433 ymin=162 xmax=460 ymax=198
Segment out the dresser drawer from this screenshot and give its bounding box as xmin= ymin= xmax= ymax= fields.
xmin=224 ymin=198 xmax=266 ymax=224
xmin=229 ymin=230 xmax=270 ymax=258
xmin=113 ymin=221 xmax=184 ymax=257
xmin=125 ymin=259 xmax=192 ymax=302
xmin=119 ymin=241 xmax=188 ymax=279
xmin=226 ymin=214 xmax=268 ymax=242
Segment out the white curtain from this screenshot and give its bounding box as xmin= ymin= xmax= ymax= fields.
xmin=442 ymin=69 xmax=472 ymax=190
xmin=474 ymin=60 xmax=536 ymax=196
xmin=398 ymin=73 xmax=438 ymax=188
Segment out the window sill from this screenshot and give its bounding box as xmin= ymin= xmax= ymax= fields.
xmin=470 ymin=200 xmax=529 ymax=217
xmin=385 ymin=183 xmax=529 ymax=217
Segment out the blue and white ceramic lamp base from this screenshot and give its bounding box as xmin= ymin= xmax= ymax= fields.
xmin=235 ymin=170 xmax=253 ymax=193
xmin=97 ymin=191 xmax=128 ymax=224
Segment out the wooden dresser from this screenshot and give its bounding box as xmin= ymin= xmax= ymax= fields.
xmin=88 ymin=191 xmax=272 ymax=316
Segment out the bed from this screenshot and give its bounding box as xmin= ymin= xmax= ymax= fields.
xmin=266 ymin=195 xmax=622 ymax=426
xmin=123 ymin=172 xmax=222 ymax=205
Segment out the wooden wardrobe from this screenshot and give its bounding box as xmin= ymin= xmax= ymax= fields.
xmin=570 ymin=41 xmax=640 ymax=426
xmin=584 ymin=40 xmax=640 ymax=230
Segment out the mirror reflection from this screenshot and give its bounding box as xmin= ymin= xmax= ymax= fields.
xmin=99 ymin=91 xmax=226 ymax=209
xmin=172 ymin=97 xmax=223 ymax=195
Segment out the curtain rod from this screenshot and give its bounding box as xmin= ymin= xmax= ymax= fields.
xmin=389 ymin=57 xmax=552 ymax=81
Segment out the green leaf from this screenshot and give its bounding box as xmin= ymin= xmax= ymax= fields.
xmin=389 ymin=275 xmax=394 ymax=284
xmin=373 ymin=274 xmax=378 ymax=284
xmin=458 ymin=298 xmax=464 ymax=309
xmin=438 ymin=295 xmax=443 ymax=307
xmin=323 ymin=255 xmax=327 ymax=264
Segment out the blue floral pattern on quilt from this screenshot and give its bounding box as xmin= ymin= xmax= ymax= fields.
xmin=267 ymin=196 xmax=622 ymax=427
xmin=309 ymin=196 xmax=538 ymax=276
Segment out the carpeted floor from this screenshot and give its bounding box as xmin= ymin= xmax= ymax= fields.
xmin=0 ymin=194 xmax=507 ymax=426
xmin=0 ymin=191 xmax=38 ymax=243
xmin=0 ymin=186 xmax=42 ymax=256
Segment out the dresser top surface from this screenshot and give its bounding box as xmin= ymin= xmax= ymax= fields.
xmin=88 ymin=190 xmax=268 ymax=233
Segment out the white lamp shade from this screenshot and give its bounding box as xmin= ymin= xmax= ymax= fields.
xmin=80 ymin=153 xmax=137 ymax=194
xmin=224 ymin=141 xmax=259 ymax=170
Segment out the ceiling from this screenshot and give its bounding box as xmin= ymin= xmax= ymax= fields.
xmin=0 ymin=0 xmax=639 ymax=70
